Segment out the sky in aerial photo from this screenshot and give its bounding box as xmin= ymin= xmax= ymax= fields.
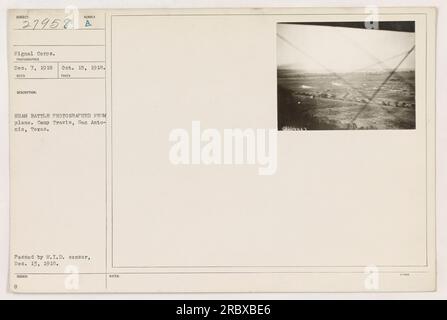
xmin=277 ymin=23 xmax=415 ymax=73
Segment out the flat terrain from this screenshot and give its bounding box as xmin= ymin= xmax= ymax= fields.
xmin=277 ymin=69 xmax=415 ymax=130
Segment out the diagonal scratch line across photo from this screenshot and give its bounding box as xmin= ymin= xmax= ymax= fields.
xmin=350 ymin=44 xmax=415 ymax=124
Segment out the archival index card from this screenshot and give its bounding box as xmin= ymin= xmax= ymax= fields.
xmin=8 ymin=7 xmax=437 ymax=292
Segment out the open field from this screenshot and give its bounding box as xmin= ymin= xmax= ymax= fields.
xmin=277 ymin=69 xmax=415 ymax=130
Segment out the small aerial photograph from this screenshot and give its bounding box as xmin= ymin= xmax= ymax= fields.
xmin=276 ymin=21 xmax=416 ymax=130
